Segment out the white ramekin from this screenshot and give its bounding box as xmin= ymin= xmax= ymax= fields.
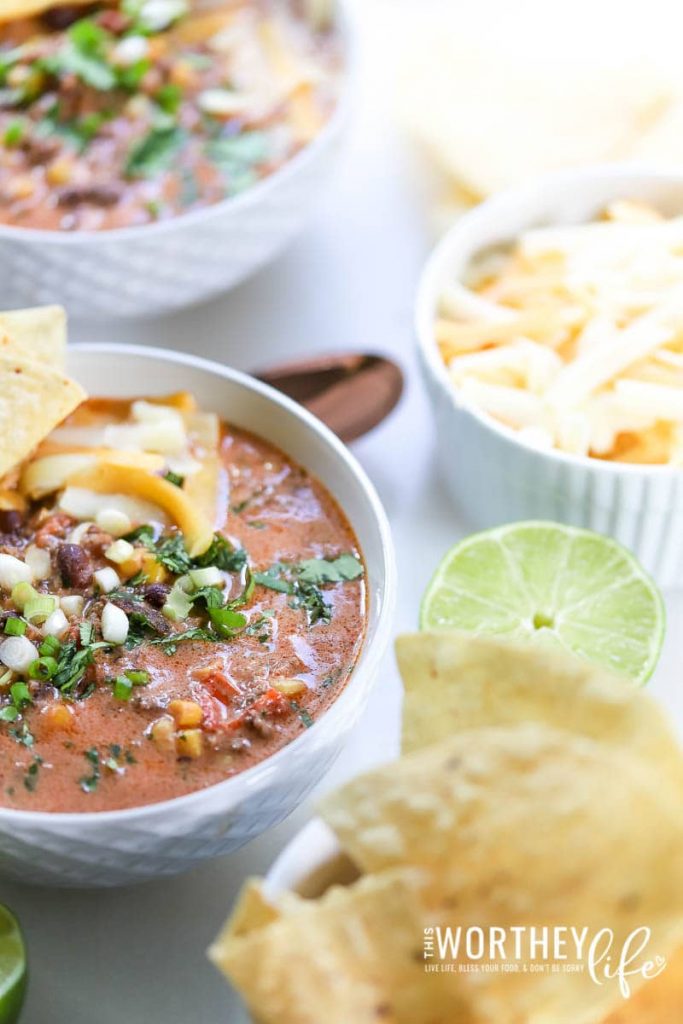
xmin=0 ymin=345 xmax=395 ymax=888
xmin=416 ymin=166 xmax=683 ymax=590
xmin=0 ymin=2 xmax=356 ymax=319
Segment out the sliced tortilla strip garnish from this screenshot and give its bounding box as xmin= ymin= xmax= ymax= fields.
xmin=396 ymin=631 xmax=683 ymax=784
xmin=0 ymin=306 xmax=66 ymax=370
xmin=20 ymin=450 xmax=167 ymax=500
xmin=0 ymin=355 xmax=85 ymax=480
xmin=0 ymin=0 xmax=95 ymax=24
xmin=67 ymin=462 xmax=214 ymax=556
xmin=182 ymin=411 xmax=225 ymax=528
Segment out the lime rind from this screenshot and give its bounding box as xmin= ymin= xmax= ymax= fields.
xmin=420 ymin=521 xmax=665 ymax=684
xmin=0 ymin=905 xmax=26 ymax=1024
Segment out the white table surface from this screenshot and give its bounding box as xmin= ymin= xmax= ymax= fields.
xmin=1 ymin=6 xmax=681 ymax=1022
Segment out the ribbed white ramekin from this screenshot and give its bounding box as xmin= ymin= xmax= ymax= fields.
xmin=416 ymin=166 xmax=683 ymax=590
xmin=0 ymin=1 xmax=356 ymax=318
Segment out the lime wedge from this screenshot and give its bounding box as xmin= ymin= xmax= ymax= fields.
xmin=0 ymin=906 xmax=26 ymax=1024
xmin=420 ymin=522 xmax=665 ymax=683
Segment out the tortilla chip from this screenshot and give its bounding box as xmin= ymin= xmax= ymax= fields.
xmin=602 ymin=945 xmax=683 ymax=1023
xmin=394 ymin=9 xmax=673 ymax=199
xmin=0 ymin=356 xmax=85 ymax=479
xmin=319 ymin=724 xmax=683 ymax=1020
xmin=0 ymin=306 xmax=66 ymax=370
xmin=216 ymin=879 xmax=283 ymax=943
xmin=396 ymin=632 xmax=683 ymax=785
xmin=210 ymin=869 xmax=458 ymax=1024
xmin=0 ymin=0 xmax=95 ymax=23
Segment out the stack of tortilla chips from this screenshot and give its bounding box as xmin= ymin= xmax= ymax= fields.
xmin=211 ymin=633 xmax=683 ymax=1023
xmin=0 ymin=306 xmax=85 ymax=487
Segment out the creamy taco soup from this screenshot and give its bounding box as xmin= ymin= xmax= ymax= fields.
xmin=0 ymin=395 xmax=366 ymax=812
xmin=0 ymin=0 xmax=340 ymax=231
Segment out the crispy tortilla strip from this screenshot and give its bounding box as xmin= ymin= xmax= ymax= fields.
xmin=320 ymin=725 xmax=683 ymax=1022
xmin=0 ymin=356 xmax=85 ymax=479
xmin=67 ymin=462 xmax=214 ymax=556
xmin=183 ymin=411 xmax=224 ymax=528
xmin=0 ymin=306 xmax=66 ymax=370
xmin=396 ymin=632 xmax=683 ymax=785
xmin=210 ymin=869 xmax=458 ymax=1024
xmin=0 ymin=0 xmax=95 ymax=24
xmin=602 ymin=945 xmax=683 ymax=1023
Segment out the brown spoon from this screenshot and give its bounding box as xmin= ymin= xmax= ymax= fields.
xmin=256 ymin=353 xmax=404 ymax=444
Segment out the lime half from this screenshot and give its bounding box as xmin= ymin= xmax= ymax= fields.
xmin=420 ymin=522 xmax=665 ymax=684
xmin=0 ymin=906 xmax=26 ymax=1024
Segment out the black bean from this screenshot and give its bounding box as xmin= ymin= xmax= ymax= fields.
xmin=57 ymin=544 xmax=93 ymax=589
xmin=0 ymin=510 xmax=24 ymax=533
xmin=143 ymin=583 xmax=170 ymax=609
xmin=58 ymin=184 xmax=122 ymax=209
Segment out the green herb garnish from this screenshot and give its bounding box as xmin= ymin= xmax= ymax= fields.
xmin=43 ymin=19 xmax=117 ymax=92
xmin=163 ymin=471 xmax=184 ymax=488
xmin=124 ymin=125 xmax=186 ymax=179
xmin=4 ymin=617 xmax=26 ymax=636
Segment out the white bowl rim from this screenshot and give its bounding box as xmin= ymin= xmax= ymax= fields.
xmin=0 ymin=342 xmax=397 ymax=825
xmin=0 ymin=0 xmax=357 ymax=247
xmin=416 ymin=162 xmax=683 ymax=479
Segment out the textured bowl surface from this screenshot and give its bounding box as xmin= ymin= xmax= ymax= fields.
xmin=0 ymin=345 xmax=395 ymax=887
xmin=0 ymin=2 xmax=354 ymax=319
xmin=416 ymin=166 xmax=683 ymax=589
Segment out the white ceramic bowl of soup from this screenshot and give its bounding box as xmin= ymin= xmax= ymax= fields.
xmin=416 ymin=166 xmax=683 ymax=589
xmin=0 ymin=345 xmax=395 ymax=887
xmin=0 ymin=2 xmax=356 ymax=320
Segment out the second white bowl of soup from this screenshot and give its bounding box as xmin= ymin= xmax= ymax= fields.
xmin=417 ymin=166 xmax=683 ymax=589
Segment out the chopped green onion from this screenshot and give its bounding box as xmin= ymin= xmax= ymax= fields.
xmin=162 ymin=582 xmax=193 ymax=623
xmin=113 ymin=676 xmax=133 ymax=701
xmin=28 ymin=656 xmax=58 ymax=681
xmin=155 ymin=83 xmax=182 ymax=114
xmin=0 ymin=706 xmax=18 ymax=722
xmin=3 ymin=119 xmax=24 ymax=146
xmin=39 ymin=635 xmax=62 ymax=658
xmin=11 ymin=582 xmax=38 ymax=612
xmin=4 ymin=617 xmax=26 ymax=637
xmin=125 ymin=669 xmax=150 ymax=686
xmin=163 ymin=471 xmax=184 ymax=487
xmin=10 ymin=681 xmax=32 ymax=709
xmin=24 ymin=595 xmax=58 ymax=625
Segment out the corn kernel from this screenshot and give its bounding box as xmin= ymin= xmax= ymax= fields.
xmin=170 ymin=61 xmax=198 ymax=89
xmin=46 ymin=158 xmax=73 ymax=186
xmin=141 ymin=551 xmax=168 ymax=584
xmin=119 ymin=549 xmax=145 ymax=580
xmin=150 ymin=715 xmax=175 ymax=753
xmin=43 ymin=703 xmax=74 ymax=732
xmin=8 ymin=176 xmax=35 ymax=200
xmin=168 ymin=699 xmax=203 ymax=729
xmin=272 ymin=677 xmax=308 ymax=697
xmin=176 ymin=729 xmax=203 ymax=760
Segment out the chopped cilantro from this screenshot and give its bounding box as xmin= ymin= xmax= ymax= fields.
xmin=9 ymin=722 xmax=34 ymax=746
xmin=23 ymin=755 xmax=43 ymax=793
xmin=124 ymin=125 xmax=186 ymax=179
xmin=296 ymin=554 xmax=364 ymax=584
xmin=79 ymin=747 xmax=100 ymax=792
xmin=43 ymin=19 xmax=117 ymax=91
xmin=289 ymin=701 xmax=314 ymax=729
xmin=163 ymin=471 xmax=184 ymax=488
